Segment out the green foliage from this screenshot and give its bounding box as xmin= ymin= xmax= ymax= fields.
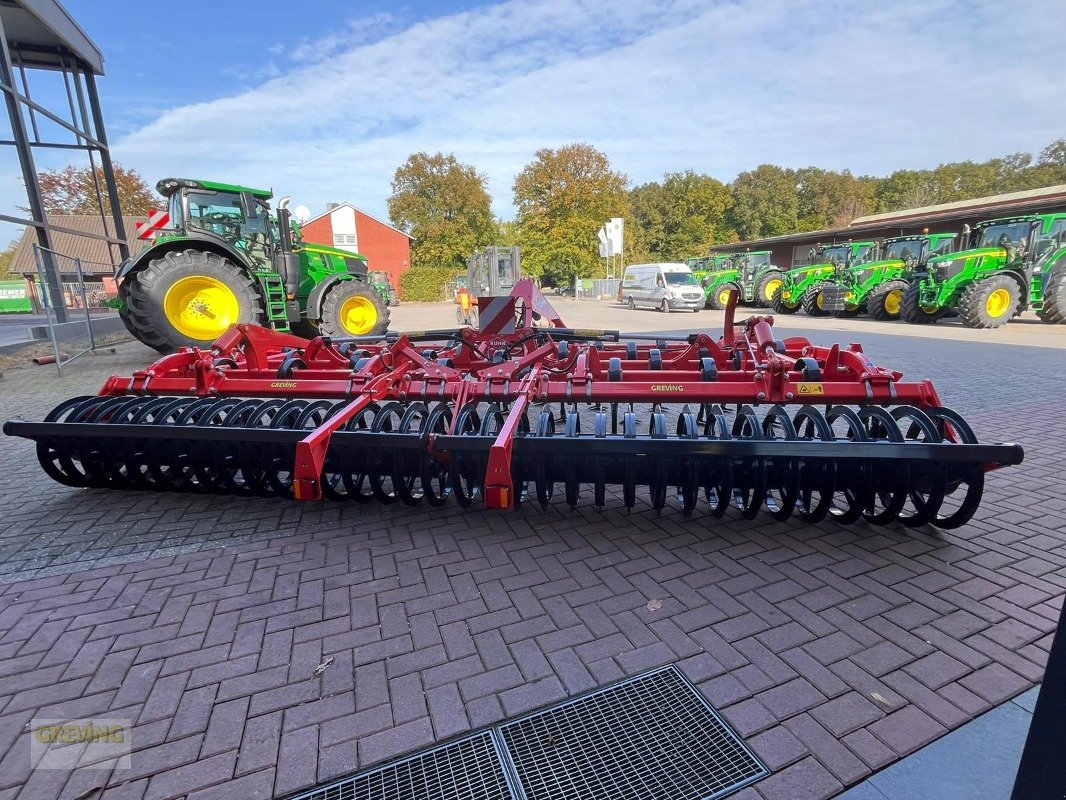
xmin=400 ymin=266 xmax=459 ymax=302
xmin=874 ymin=139 xmax=1066 ymax=212
xmin=388 ymin=153 xmax=495 ymax=271
xmin=0 ymin=239 xmax=15 ymax=279
xmin=796 ymin=168 xmax=877 ymax=230
xmin=629 ymin=171 xmax=734 ymax=262
xmin=34 ymin=164 xmax=159 ymax=215
xmin=494 ymin=220 xmax=519 ymax=247
xmin=514 ymin=143 xmax=629 ymax=285
xmin=393 ymin=138 xmax=1066 ymax=285
xmin=729 ymin=164 xmax=799 ymax=240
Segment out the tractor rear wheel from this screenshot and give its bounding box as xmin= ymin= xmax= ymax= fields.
xmin=707 ymin=283 xmax=739 ymax=311
xmin=801 ymin=282 xmax=831 ymax=317
xmin=868 ymin=280 xmax=908 ymax=321
xmin=123 ymin=249 xmax=262 ymax=353
xmin=958 ymin=274 xmax=1021 ymax=329
xmin=756 ymin=271 xmax=784 ymax=308
xmin=318 ymin=280 xmax=390 ymax=337
xmin=900 ymin=283 xmax=943 ymax=324
xmin=769 ymin=286 xmax=800 ymax=315
xmin=1039 ymin=271 xmax=1066 ymax=324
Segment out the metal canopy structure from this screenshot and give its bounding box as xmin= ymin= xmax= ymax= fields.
xmin=0 ymin=0 xmax=127 ymax=323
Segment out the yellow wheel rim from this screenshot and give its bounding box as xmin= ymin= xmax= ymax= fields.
xmin=985 ymin=288 xmax=1012 ymax=318
xmin=884 ymin=290 xmax=902 ymax=315
xmin=763 ymin=279 xmax=782 ymax=301
xmin=816 ymin=292 xmax=825 ymax=309
xmin=163 ymin=275 xmax=240 ymax=340
xmin=719 ymin=289 xmax=731 ymax=306
xmin=339 ymin=295 xmax=378 ymax=335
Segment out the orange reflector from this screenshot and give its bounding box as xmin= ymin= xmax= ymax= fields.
xmin=485 ymin=485 xmax=510 ymax=509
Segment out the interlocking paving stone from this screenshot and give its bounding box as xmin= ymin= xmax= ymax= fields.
xmin=0 ymin=334 xmax=1061 ymax=798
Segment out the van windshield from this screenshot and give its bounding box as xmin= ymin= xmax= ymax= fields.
xmin=664 ymin=272 xmax=696 ymax=286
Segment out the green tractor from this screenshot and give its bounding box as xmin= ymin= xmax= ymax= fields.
xmin=689 ymin=254 xmax=739 ymax=309
xmin=821 ymin=233 xmax=957 ymax=320
xmin=117 ymin=178 xmax=390 ymax=353
xmin=689 ymin=250 xmax=784 ymax=310
xmin=369 ymin=270 xmax=399 ymax=307
xmin=770 ymin=241 xmax=877 ymax=316
xmin=902 ymin=214 xmax=1066 ymax=328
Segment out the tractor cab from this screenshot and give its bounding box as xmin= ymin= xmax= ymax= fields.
xmin=972 ymin=218 xmax=1040 ymax=267
xmin=878 ymin=233 xmax=956 ymax=271
xmin=157 ymin=178 xmax=278 ymax=267
xmin=811 ymin=242 xmax=877 ymax=275
xmin=733 ymin=250 xmax=770 ymax=281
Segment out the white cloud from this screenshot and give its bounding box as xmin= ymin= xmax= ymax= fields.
xmin=112 ymin=0 xmax=1066 ymax=222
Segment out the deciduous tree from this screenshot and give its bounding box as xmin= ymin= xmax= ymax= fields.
xmin=35 ymin=164 xmax=159 ymax=215
xmin=796 ymin=168 xmax=877 ymax=230
xmin=630 ymin=171 xmax=734 ymax=262
xmin=514 ymin=143 xmax=629 ymax=285
xmin=388 ymin=152 xmax=495 ymax=271
xmin=729 ymin=164 xmax=798 ymax=240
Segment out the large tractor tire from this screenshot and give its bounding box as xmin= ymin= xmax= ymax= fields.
xmin=755 ymin=271 xmax=784 ymax=308
xmin=900 ymin=283 xmax=943 ymax=324
xmin=318 ymin=280 xmax=390 ymax=337
xmin=801 ymin=282 xmax=831 ymax=317
xmin=867 ymin=280 xmax=908 ymax=321
xmin=769 ymin=286 xmax=800 ymax=315
xmin=123 ymin=249 xmax=262 ymax=353
xmin=1038 ymin=271 xmax=1066 ymax=324
xmin=957 ymin=274 xmax=1021 ymax=329
xmin=706 ymin=282 xmax=740 ymax=311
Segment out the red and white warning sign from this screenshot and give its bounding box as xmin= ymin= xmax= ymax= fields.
xmin=135 ymin=209 xmax=171 ymax=240
xmin=477 ymin=296 xmax=518 ymax=336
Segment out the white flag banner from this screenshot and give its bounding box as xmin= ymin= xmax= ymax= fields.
xmin=607 ymin=218 xmax=624 ymax=256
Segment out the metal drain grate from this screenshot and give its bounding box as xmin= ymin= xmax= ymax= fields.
xmin=498 ymin=666 xmax=767 ymax=800
xmin=286 ymin=730 xmax=513 ymax=800
xmin=285 ymin=667 xmax=765 ymax=800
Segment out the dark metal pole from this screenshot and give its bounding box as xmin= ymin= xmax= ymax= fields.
xmin=0 ymin=16 xmax=67 ymax=322
xmin=1010 ymin=596 xmax=1066 ymax=799
xmin=84 ymin=70 xmax=129 ymax=261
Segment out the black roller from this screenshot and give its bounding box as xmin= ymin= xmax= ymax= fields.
xmin=7 ymin=396 xmax=1020 ymax=531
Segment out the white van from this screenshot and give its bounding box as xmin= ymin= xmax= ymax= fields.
xmin=620 ymin=263 xmax=703 ymax=312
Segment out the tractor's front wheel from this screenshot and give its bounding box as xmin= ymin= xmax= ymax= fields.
xmin=123 ymin=249 xmax=262 ymax=353
xmin=707 ymin=283 xmax=740 ymax=311
xmin=801 ymin=282 xmax=831 ymax=317
xmin=318 ymin=281 xmax=390 ymax=337
xmin=756 ymin=271 xmax=784 ymax=308
xmin=867 ymin=280 xmax=908 ymax=321
xmin=1039 ymin=271 xmax=1066 ymax=324
xmin=958 ymin=274 xmax=1021 ymax=329
xmin=900 ymin=283 xmax=943 ymax=324
xmin=769 ymin=286 xmax=800 ymax=315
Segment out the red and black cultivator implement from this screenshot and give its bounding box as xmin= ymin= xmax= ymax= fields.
xmin=4 ymin=281 xmax=1021 ymax=529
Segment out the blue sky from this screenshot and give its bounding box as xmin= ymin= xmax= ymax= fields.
xmin=5 ymin=0 xmax=1065 ymax=237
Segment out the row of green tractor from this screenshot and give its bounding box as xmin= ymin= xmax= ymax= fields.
xmin=687 ymin=212 xmax=1066 ymax=328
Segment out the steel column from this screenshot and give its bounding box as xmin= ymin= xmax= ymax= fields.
xmin=0 ymin=13 xmax=66 ymax=322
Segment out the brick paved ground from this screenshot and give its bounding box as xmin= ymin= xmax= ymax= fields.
xmin=0 ymin=330 xmax=1062 ymax=800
